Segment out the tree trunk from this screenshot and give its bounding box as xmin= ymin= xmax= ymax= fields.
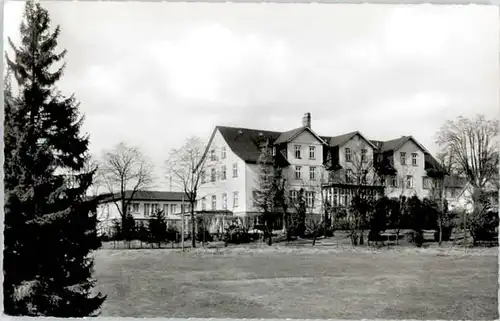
xmin=191 ymin=208 xmax=196 ymax=248
xmin=438 ymin=217 xmax=443 ymax=246
xmin=359 ymin=230 xmax=364 ymax=245
xmin=463 ymin=210 xmax=467 ymax=248
xmin=438 ymin=179 xmax=444 ymax=246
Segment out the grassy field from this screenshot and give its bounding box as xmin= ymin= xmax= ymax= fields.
xmin=93 ymin=246 xmax=498 ymax=319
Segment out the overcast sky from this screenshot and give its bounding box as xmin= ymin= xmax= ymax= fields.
xmin=4 ymin=2 xmax=499 ymax=189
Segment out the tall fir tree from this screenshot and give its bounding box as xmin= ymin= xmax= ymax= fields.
xmin=4 ymin=0 xmax=106 ymax=316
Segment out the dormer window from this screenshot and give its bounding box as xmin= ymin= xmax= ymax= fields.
xmin=221 ymin=147 xmax=226 ymax=159
xmin=295 ymin=145 xmax=301 ymax=159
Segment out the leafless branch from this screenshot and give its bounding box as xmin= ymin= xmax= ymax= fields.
xmin=99 ymin=142 xmax=154 ymax=218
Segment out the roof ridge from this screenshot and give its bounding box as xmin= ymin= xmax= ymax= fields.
xmin=217 ymin=125 xmax=283 ymax=134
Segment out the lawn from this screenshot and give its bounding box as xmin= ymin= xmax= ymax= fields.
xmin=93 ymin=246 xmax=498 ymax=319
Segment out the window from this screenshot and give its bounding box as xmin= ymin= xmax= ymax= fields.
xmin=450 ymin=188 xmax=456 ymax=198
xmin=295 ymin=145 xmax=301 ymax=159
xmin=361 ymin=149 xmax=367 ymax=162
xmin=390 ymin=176 xmax=397 ymax=187
xmin=170 ymin=204 xmax=177 ymax=214
xmin=201 ymin=170 xmax=206 ymax=184
xmin=211 ymin=168 xmax=216 ymax=182
xmin=345 ymin=148 xmax=352 ymax=162
xmin=309 ymin=146 xmax=316 ymax=159
xmin=306 ymin=191 xmax=315 ymax=208
xmin=412 ymin=153 xmax=418 ymax=166
xmin=332 ymin=188 xmax=338 ymax=207
xmin=210 ymin=150 xmax=216 ymax=161
xmin=221 ymin=147 xmax=226 ymax=159
xmin=406 ymin=175 xmax=413 ymax=188
xmin=233 ymin=191 xmax=239 ymax=207
xmin=144 ymin=203 xmax=151 ymax=217
xmin=201 ymin=197 xmax=206 ymax=211
xmin=232 ymin=163 xmax=238 ymax=178
xmin=222 ymin=193 xmax=227 ymax=210
xmin=309 ymin=166 xmax=316 ymax=180
xmin=131 ymin=203 xmax=140 ymax=213
xmin=380 ymin=176 xmax=386 ymax=186
xmin=400 ymin=152 xmax=407 ymax=165
xmin=272 ymin=147 xmax=276 ymax=156
xmin=151 ymin=203 xmax=159 ymax=214
xmin=295 ymin=166 xmax=302 ymax=180
xmin=211 ymin=195 xmax=217 ymax=210
xmin=289 ymin=190 xmax=298 ymax=203
xmin=163 ymin=204 xmax=169 ymax=215
xmin=423 ymin=177 xmax=429 ymax=189
xmin=221 ymin=165 xmax=226 ymax=180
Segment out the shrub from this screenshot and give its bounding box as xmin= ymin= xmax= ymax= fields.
xmin=223 ymin=222 xmax=255 ymax=244
xmin=368 ymin=230 xmax=387 ymax=242
xmin=408 ymin=230 xmax=424 ymax=247
xmin=196 ymin=227 xmax=213 ymax=243
xmin=470 ymin=209 xmax=499 ymax=242
xmin=434 ymin=226 xmax=453 ymax=242
xmin=166 ymin=226 xmax=180 ymax=243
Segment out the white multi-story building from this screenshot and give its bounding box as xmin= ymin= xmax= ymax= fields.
xmin=197 ymin=113 xmax=464 ymax=227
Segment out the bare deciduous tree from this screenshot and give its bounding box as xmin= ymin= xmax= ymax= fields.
xmin=436 ymin=115 xmax=499 ymax=246
xmin=427 ymin=150 xmax=456 ymax=245
xmin=100 ymin=142 xmax=154 ymax=231
xmin=436 ymin=115 xmax=499 ymax=198
xmin=165 ymin=136 xmax=206 ymax=248
xmin=335 ymin=142 xmax=380 ymax=245
xmin=252 ymin=145 xmax=289 ymax=245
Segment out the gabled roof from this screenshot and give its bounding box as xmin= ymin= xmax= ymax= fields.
xmin=216 ymin=126 xmax=281 ymax=164
xmin=207 ymin=124 xmax=435 ymax=167
xmin=97 ymin=190 xmax=187 ymax=204
xmin=371 ymin=136 xmax=429 ymax=154
xmin=323 ymin=131 xmax=377 ymax=149
xmin=212 ymin=126 xmax=326 ymax=164
xmin=274 ymin=127 xmax=305 ymax=145
xmin=273 ymin=126 xmax=327 ymax=145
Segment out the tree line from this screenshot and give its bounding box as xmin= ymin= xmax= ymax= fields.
xmin=105 ymin=209 xmax=214 ymax=249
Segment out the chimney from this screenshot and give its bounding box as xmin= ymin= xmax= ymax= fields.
xmin=302 ymin=112 xmax=311 ymax=128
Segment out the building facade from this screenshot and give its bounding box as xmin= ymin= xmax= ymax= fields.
xmin=198 ymin=113 xmax=462 ymax=224
xmin=96 ymin=190 xmax=188 ymax=236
